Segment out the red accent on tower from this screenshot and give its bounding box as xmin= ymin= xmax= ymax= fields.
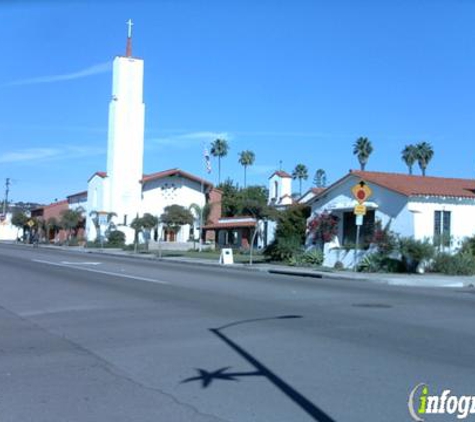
xmin=126 ymin=37 xmax=132 ymax=57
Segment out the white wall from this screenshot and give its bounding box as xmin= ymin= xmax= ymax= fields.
xmin=408 ymin=198 xmax=475 ymax=248
xmin=142 ymin=176 xmax=207 ymax=243
xmin=0 ymin=213 xmax=22 ymax=241
xmin=310 ymin=175 xmax=411 ymax=242
xmin=85 ymin=176 xmax=109 ymax=241
xmin=268 ymin=174 xmax=292 ymax=205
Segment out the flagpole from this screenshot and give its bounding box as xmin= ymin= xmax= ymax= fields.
xmin=199 ymin=142 xmax=205 ymax=253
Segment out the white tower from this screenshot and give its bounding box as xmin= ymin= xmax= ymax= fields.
xmin=106 ymin=19 xmax=145 ymax=225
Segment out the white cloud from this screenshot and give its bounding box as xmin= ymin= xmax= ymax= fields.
xmin=0 ymin=148 xmax=61 ymax=163
xmin=149 ymin=131 xmax=230 ymax=148
xmin=0 ymin=146 xmax=105 ymax=164
xmin=5 ymin=61 xmax=111 ymax=87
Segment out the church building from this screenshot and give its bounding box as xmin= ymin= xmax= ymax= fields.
xmin=85 ymin=21 xmax=220 ymax=245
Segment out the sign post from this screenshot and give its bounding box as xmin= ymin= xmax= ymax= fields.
xmin=351 ymin=181 xmax=373 ymax=270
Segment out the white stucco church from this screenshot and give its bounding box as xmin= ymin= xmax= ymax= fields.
xmin=85 ymin=21 xmax=220 ymax=245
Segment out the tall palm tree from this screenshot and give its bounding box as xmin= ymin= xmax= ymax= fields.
xmin=353 ymin=137 xmax=373 ymax=171
xmin=210 ymin=139 xmax=229 ymax=185
xmin=313 ymin=169 xmax=327 ymax=188
xmin=238 ymin=150 xmax=255 ymax=188
xmin=415 ymin=142 xmax=434 ymax=176
xmin=401 ymin=144 xmax=418 ymax=175
xmin=292 ymin=164 xmax=309 ymax=195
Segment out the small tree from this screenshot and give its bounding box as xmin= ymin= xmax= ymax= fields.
xmin=238 ymin=150 xmax=256 ymax=188
xmin=313 ymin=169 xmax=327 ymax=188
xmin=46 ymin=217 xmax=60 ymax=242
xmin=141 ymin=213 xmax=159 ymax=250
xmin=415 ymin=142 xmax=434 ymax=176
xmin=11 ymin=211 xmax=28 ymax=241
xmin=160 ymin=205 xmax=194 ymax=237
xmin=292 ymin=164 xmax=309 ymax=196
xmin=210 ymin=139 xmax=229 ymax=185
xmin=401 ymin=145 xmax=418 ymax=175
xmin=353 ymin=137 xmax=373 ymax=171
xmin=60 ymin=209 xmax=82 ymax=243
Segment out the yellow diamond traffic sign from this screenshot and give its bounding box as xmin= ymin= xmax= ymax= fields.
xmin=351 ymin=181 xmax=373 ymax=204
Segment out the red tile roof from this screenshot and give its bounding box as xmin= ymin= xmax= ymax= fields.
xmin=67 ymin=191 xmax=88 ymax=199
xmin=88 ymin=171 xmax=107 ymax=182
xmin=351 ymin=170 xmax=475 ymax=199
xmin=269 ymin=170 xmax=292 ymax=179
xmin=141 ymin=168 xmax=213 ymax=187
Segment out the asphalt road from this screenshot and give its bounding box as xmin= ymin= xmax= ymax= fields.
xmin=0 ymin=243 xmax=474 ymax=422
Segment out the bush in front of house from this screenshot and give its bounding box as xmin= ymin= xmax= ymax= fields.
xmin=107 ymin=230 xmax=126 ymax=247
xmin=301 ymin=249 xmax=324 ymax=266
xmin=398 ymin=237 xmax=435 ymax=273
xmin=357 ymin=253 xmax=405 ymax=273
xmin=460 ymin=235 xmax=475 ymax=257
xmin=264 ymin=236 xmax=303 ymax=263
xmin=432 ymin=252 xmax=475 ymax=276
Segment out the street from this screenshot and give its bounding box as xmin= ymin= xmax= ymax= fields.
xmin=0 ymin=243 xmax=474 ymax=421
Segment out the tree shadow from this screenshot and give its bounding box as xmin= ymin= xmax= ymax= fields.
xmin=181 ymin=315 xmax=336 ymax=422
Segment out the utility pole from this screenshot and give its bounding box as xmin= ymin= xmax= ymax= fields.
xmin=2 ymin=178 xmax=10 ymax=216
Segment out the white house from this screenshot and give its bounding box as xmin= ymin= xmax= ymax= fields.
xmin=85 ymin=23 xmax=220 ymax=245
xmin=307 ymin=170 xmax=475 ymax=267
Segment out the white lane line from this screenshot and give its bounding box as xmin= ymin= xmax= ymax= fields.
xmin=32 ymin=259 xmax=170 ymax=285
xmin=60 ymin=261 xmax=102 ymax=266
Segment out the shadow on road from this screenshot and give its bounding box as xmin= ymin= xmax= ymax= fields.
xmin=182 ymin=315 xmax=336 ymax=422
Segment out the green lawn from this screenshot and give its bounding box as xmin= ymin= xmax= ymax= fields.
xmin=155 ymin=249 xmax=267 ymax=264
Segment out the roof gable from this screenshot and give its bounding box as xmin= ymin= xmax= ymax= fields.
xmin=269 ymin=170 xmax=292 ymax=179
xmin=352 ymin=170 xmax=475 ymax=199
xmin=141 ymin=168 xmax=213 ymax=188
xmin=310 ymin=170 xmax=475 ymax=204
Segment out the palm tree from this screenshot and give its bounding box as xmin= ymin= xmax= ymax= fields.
xmin=401 ymin=144 xmax=418 ymax=175
xmin=415 ymin=142 xmax=434 ymax=176
xmin=210 ymin=139 xmax=229 ymax=185
xmin=313 ymin=169 xmax=327 ymax=188
xmin=238 ymin=150 xmax=255 ymax=188
xmin=292 ymin=164 xmax=309 ymax=196
xmin=353 ymin=137 xmax=373 ymax=171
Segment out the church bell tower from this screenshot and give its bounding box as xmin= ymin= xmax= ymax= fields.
xmin=106 ymin=19 xmax=145 ymax=224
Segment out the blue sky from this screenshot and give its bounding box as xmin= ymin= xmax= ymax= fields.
xmin=1 ymin=0 xmax=474 ymax=203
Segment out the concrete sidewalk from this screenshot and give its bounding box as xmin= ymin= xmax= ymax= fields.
xmin=5 ymin=242 xmax=475 ymax=288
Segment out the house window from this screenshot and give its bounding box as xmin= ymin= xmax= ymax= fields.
xmin=434 ymin=211 xmax=451 ymax=247
xmin=123 ymin=214 xmax=127 ymax=226
xmin=342 ymin=210 xmax=375 ymax=248
xmin=274 ymin=181 xmax=279 ymax=200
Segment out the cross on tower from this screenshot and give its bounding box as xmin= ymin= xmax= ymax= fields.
xmin=126 ymin=19 xmax=133 ymax=38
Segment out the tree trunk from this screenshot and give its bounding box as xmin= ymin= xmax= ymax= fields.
xmin=218 ymin=157 xmax=221 ymax=185
xmin=244 ymin=166 xmax=247 ymax=188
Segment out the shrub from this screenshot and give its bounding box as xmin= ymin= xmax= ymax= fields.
xmin=358 ymin=253 xmax=406 ymax=273
xmin=68 ymin=237 xmax=80 ymax=247
xmin=371 ymin=220 xmax=398 ymax=255
xmin=264 ymin=236 xmax=303 ymax=262
xmin=432 ymin=252 xmax=475 ymax=276
xmin=399 ymin=237 xmax=435 ymax=273
xmin=460 ymin=236 xmax=475 ymax=256
xmin=301 ymin=249 xmax=324 ymax=266
xmin=108 ymin=230 xmax=126 ymax=247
